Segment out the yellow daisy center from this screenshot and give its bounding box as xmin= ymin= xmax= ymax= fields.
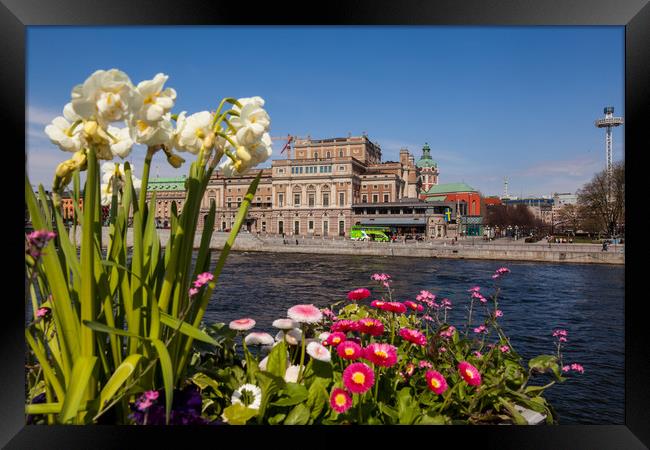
xmin=465 ymin=369 xmax=474 ymax=378
xmin=332 ymin=337 xmax=341 ymax=344
xmin=352 ymin=372 xmax=365 ymax=384
xmin=335 ymin=394 xmax=347 ymax=406
xmin=364 ymin=321 xmax=374 ymax=326
xmin=430 ymin=378 xmax=440 ymax=388
xmin=344 ymin=348 xmax=354 ymax=356
xmin=375 ymin=350 xmax=388 ymax=358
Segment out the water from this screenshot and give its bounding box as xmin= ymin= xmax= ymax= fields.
xmin=204 ymin=252 xmax=625 ymax=425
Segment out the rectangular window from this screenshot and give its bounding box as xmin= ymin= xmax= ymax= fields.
xmin=237 ymin=197 xmax=241 ymax=208
xmin=308 ymin=193 xmax=315 ymax=207
xmin=362 ymin=194 xmax=368 ymax=203
xmin=323 ymin=220 xmax=329 ymax=236
xmin=299 ymin=167 xmax=303 ymax=174
xmin=384 ymin=194 xmax=389 ymax=203
xmin=339 ymin=192 xmax=345 ymax=206
xmin=278 ymin=220 xmax=284 ymax=235
xmin=262 ymin=221 xmax=266 ymax=232
xmin=294 ymin=220 xmax=300 ymax=235
xmin=227 ymin=197 xmax=232 ymax=208
xmin=294 ymin=193 xmax=301 ymax=206
xmin=339 ymin=220 xmax=345 ymax=236
xmin=278 ymin=193 xmax=284 ymax=207
xmin=323 ymin=193 xmax=329 ymax=207
xmin=308 ymin=220 xmax=314 ymax=231
xmin=372 ymin=194 xmax=378 ymax=203
xmin=222 ymin=221 xmax=226 ymax=230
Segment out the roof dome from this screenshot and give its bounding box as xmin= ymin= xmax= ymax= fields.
xmin=416 ymin=143 xmax=437 ymax=168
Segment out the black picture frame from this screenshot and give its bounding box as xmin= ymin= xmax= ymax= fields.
xmin=5 ymin=0 xmax=649 ymax=448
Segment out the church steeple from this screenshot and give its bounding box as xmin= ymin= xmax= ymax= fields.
xmin=416 ymin=142 xmax=439 ymax=193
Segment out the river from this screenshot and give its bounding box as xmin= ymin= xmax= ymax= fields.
xmin=203 ymin=251 xmax=625 ymax=425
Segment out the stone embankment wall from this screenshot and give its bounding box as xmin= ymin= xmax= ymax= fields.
xmin=77 ymin=228 xmax=624 ymax=265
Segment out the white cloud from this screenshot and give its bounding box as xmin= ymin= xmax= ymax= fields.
xmin=26 ymin=105 xmax=61 ymax=127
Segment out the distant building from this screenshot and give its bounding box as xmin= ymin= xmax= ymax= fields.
xmin=502 ymin=197 xmax=554 ymax=224
xmin=416 ymin=142 xmax=439 ymax=192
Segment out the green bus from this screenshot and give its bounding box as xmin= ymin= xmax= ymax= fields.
xmin=350 ymin=225 xmax=392 ymax=242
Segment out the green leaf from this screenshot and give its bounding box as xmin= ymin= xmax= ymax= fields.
xmin=268 ymin=412 xmax=287 ymax=425
xmin=417 ymin=414 xmax=449 ymax=425
xmin=499 ymin=398 xmax=528 ymax=425
xmin=98 ymin=354 xmax=143 ymax=413
xmin=255 ymin=371 xmax=286 ymax=421
xmin=150 ymin=339 xmax=174 ymax=424
xmin=271 ymin=382 xmax=308 ymax=407
xmin=159 ymin=311 xmax=218 ymax=346
xmin=283 ymin=403 xmax=311 ymax=425
xmin=222 ymin=403 xmax=258 ymax=425
xmin=528 ymin=355 xmax=562 ymax=380
xmin=379 ymin=402 xmax=399 ymax=424
xmin=266 ymin=340 xmax=288 ymax=379
xmin=397 ymin=387 xmax=420 ymax=425
xmin=191 ymin=372 xmax=222 ymax=396
xmin=83 ymin=320 xmax=144 ymax=339
xmin=58 ymin=356 xmax=97 ymax=423
xmin=305 ymin=377 xmax=329 ymax=421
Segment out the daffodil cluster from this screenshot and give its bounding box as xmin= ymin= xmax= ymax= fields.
xmin=44 ymin=68 xmax=273 ymax=193
xmin=100 ymin=162 xmax=142 ymax=207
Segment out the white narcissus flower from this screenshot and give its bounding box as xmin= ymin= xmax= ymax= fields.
xmin=231 ymin=384 xmax=262 ymax=410
xmin=174 ymin=110 xmax=214 ymax=154
xmin=247 ymin=132 xmax=273 ymax=165
xmin=230 ymin=103 xmax=271 ymax=147
xmin=106 ymin=126 xmax=134 ymax=158
xmin=101 ymin=161 xmax=141 ymax=193
xmin=217 ymin=158 xmax=238 ymax=177
xmin=44 ymin=116 xmax=83 ymax=153
xmin=234 ymin=96 xmax=265 ymax=111
xmin=135 ymin=73 xmax=177 ymax=123
xmin=100 ymin=183 xmax=113 ymax=207
xmin=63 ymin=102 xmax=81 ymax=122
xmin=70 ymin=69 xmax=141 ymax=125
xmin=130 ymin=113 xmax=174 ymax=147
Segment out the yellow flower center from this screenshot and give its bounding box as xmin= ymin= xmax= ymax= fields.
xmin=335 ymin=394 xmax=347 ymax=406
xmin=136 ymin=120 xmax=149 ymax=132
xmin=465 ymin=369 xmax=474 ymax=378
xmin=144 ymin=93 xmax=159 ymax=105
xmin=375 ymin=350 xmax=388 ymax=358
xmin=352 ymin=372 xmax=365 ymax=384
xmin=344 ymin=348 xmax=354 ymax=356
xmin=430 ymin=378 xmax=440 ymax=388
xmin=332 ymin=337 xmax=341 ymax=344
xmin=106 ymin=93 xmax=113 ymax=105
xmin=364 ymin=321 xmax=374 ymax=326
xmin=195 ymin=128 xmax=206 ymax=139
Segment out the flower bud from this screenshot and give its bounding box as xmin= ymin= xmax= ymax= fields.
xmin=83 ymin=120 xmax=98 ymax=137
xmin=166 ymin=153 xmax=185 ymax=168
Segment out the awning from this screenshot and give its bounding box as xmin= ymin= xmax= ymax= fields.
xmin=359 ymin=217 xmax=426 ymax=226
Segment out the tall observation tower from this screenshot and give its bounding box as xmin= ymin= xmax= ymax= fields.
xmin=594 ymin=106 xmax=623 ymax=177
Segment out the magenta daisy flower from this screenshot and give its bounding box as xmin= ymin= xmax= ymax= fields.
xmin=403 ymin=300 xmax=420 ymax=311
xmin=356 ymin=318 xmax=385 ymax=336
xmin=229 ymin=318 xmax=256 ymax=331
xmin=347 ymin=288 xmax=371 ymax=301
xmin=399 ymin=328 xmax=427 ymax=346
xmin=363 ymin=343 xmax=398 ymax=367
xmin=370 ymin=300 xmax=387 ymax=309
xmin=324 ymin=331 xmax=347 ymax=346
xmin=343 ymin=362 xmax=375 ymax=394
xmin=330 ymin=388 xmax=353 ymax=413
xmin=337 ymin=341 xmax=362 ymax=360
xmin=385 ymin=302 xmax=407 ymax=314
xmin=425 ymin=370 xmax=449 ymax=395
xmin=331 ymin=319 xmax=360 ymax=333
xmin=458 ymin=361 xmax=482 ymax=386
xmin=287 ymin=304 xmax=323 ymax=324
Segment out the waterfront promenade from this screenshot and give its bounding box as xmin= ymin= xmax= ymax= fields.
xmin=82 ymin=228 xmax=624 ymax=265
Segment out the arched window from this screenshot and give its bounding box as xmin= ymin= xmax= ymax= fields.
xmin=314 ymin=151 xmax=318 ymax=160
xmin=326 ymin=151 xmax=331 ymax=158
xmin=339 ymin=149 xmax=344 ymax=158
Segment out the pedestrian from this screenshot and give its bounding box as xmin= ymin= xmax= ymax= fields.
xmin=602 ymin=241 xmax=608 ymax=252
xmin=296 ymin=239 xmax=299 ymax=246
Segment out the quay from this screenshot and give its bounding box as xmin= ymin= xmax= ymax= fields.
xmin=82 ymin=228 xmax=624 ymax=265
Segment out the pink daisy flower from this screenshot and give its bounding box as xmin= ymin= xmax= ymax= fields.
xmin=370 ymin=273 xmax=391 ymax=282
xmin=324 ymin=331 xmax=347 ymax=346
xmin=337 ymin=341 xmax=362 ymax=360
xmin=272 ymin=318 xmax=298 ymax=330
xmin=363 ymin=343 xmax=398 ymax=368
xmin=347 ymin=288 xmax=371 ymax=301
xmin=399 ymin=328 xmax=427 ymax=346
xmin=229 ymin=318 xmax=256 ymax=331
xmin=425 ymin=370 xmax=449 ymax=395
xmin=403 ymin=300 xmax=419 ymax=310
xmin=287 ymin=304 xmax=323 ymax=324
xmin=370 ymin=300 xmax=387 ymax=309
xmin=458 ymin=361 xmax=482 ymax=386
xmin=356 ymin=318 xmax=385 ymax=336
xmin=404 ymin=363 xmax=416 ymax=377
xmin=244 ymin=332 xmax=275 ymax=346
xmin=553 ymin=329 xmax=568 ymax=337
xmin=307 ymin=341 xmax=331 ymax=362
xmin=330 ymin=388 xmax=353 ymax=413
xmin=343 ymin=362 xmax=375 ymax=394
xmin=562 ymin=365 xmax=571 ymax=372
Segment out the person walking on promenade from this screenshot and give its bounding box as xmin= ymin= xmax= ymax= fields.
xmin=602 ymin=241 xmax=608 ymax=252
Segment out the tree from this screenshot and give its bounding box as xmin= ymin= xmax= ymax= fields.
xmin=555 ymin=203 xmax=582 ymax=232
xmin=577 ymin=161 xmax=624 ymax=237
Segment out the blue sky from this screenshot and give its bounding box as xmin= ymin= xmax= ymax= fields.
xmin=26 ymin=26 xmax=624 ymax=197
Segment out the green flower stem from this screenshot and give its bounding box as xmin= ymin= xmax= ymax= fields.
xmin=465 ymin=298 xmax=475 ymax=337
xmin=297 ymin=324 xmax=306 ymax=383
xmin=374 ymin=367 xmax=381 ymax=403
xmin=137 ymin=146 xmax=156 ymax=224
